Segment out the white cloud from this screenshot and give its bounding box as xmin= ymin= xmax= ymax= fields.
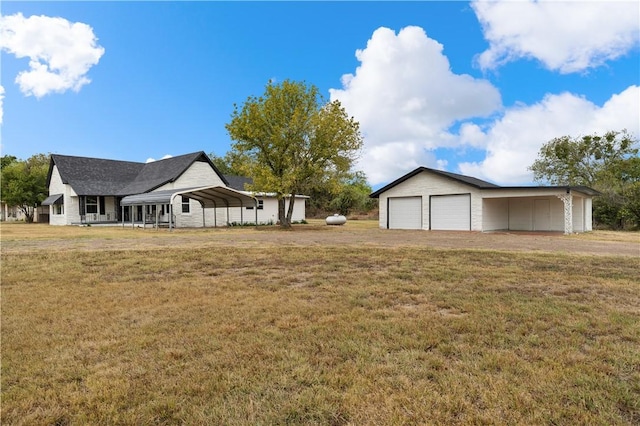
xmin=473 ymin=0 xmax=640 ymax=73
xmin=458 ymin=85 xmax=640 ymax=184
xmin=0 ymin=13 xmax=105 ymax=98
xmin=146 ymin=154 xmax=173 ymax=163
xmin=329 ymin=26 xmax=502 ymax=185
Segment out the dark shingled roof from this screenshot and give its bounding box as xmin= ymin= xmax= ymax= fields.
xmin=369 ymin=166 xmax=600 ymax=198
xmin=370 ymin=166 xmax=499 ymax=198
xmin=48 ymin=151 xmax=227 ymax=196
xmin=48 ymin=155 xmax=143 ymax=196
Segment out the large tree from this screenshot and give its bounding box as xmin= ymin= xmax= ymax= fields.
xmin=225 ymin=80 xmax=363 ymax=227
xmin=1 ymin=154 xmax=50 ymax=223
xmin=529 ymin=130 xmax=640 ymax=229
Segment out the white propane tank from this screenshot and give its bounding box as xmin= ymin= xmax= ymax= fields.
xmin=326 ymin=214 xmax=347 ymax=225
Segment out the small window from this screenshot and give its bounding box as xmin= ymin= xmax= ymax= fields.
xmin=86 ymin=196 xmax=98 ymax=214
xmin=54 ymin=203 xmax=63 ymax=215
xmin=181 ymin=196 xmax=190 ymax=213
xmin=246 ymin=199 xmax=264 ymax=210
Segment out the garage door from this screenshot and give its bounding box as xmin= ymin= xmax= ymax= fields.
xmin=388 ymin=197 xmax=422 ymax=229
xmin=430 ymin=194 xmax=470 ymax=230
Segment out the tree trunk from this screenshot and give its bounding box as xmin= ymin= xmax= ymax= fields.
xmin=278 ymin=197 xmax=290 ymax=228
xmin=21 ymin=205 xmax=34 ymax=223
xmin=286 ymin=195 xmax=296 ymax=226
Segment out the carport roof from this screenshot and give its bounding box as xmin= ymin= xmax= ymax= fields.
xmin=120 ymin=185 xmax=256 ymax=208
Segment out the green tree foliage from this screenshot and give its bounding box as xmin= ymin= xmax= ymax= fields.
xmin=529 ymin=130 xmax=640 ymax=229
xmin=326 ymin=171 xmax=375 ymax=216
xmin=1 ymin=155 xmax=17 ymax=169
xmin=1 ymin=154 xmax=50 ymax=223
xmin=208 ymin=151 xmax=246 ymax=177
xmin=225 ymin=80 xmax=363 ymax=227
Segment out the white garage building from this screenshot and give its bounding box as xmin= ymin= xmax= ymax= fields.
xmin=370 ymin=167 xmax=599 ymax=234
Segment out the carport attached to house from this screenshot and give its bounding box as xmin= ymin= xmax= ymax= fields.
xmin=120 ymin=185 xmax=257 ymax=228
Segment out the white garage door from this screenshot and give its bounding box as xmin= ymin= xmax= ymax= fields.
xmin=388 ymin=197 xmax=422 ymax=229
xmin=430 ymin=194 xmax=471 ymax=230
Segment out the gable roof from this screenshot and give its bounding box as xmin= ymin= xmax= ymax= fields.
xmin=369 ymin=166 xmax=600 ymax=198
xmin=370 ymin=166 xmax=499 ymax=198
xmin=48 ymin=151 xmax=228 ymax=196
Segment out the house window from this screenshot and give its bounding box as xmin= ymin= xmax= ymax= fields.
xmin=54 ymin=203 xmax=63 ymax=215
xmin=86 ymin=196 xmax=98 ymax=214
xmin=181 ymin=196 xmax=190 ymax=213
xmin=246 ymin=199 xmax=264 ymax=210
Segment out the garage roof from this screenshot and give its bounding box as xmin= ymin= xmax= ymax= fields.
xmin=369 ymin=166 xmax=600 ymax=198
xmin=120 ymin=185 xmax=256 ymax=208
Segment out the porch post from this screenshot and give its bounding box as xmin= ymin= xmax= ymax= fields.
xmin=557 ymin=191 xmax=573 ymax=235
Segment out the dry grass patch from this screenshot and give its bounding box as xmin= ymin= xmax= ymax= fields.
xmin=2 ymin=238 xmax=639 ymax=425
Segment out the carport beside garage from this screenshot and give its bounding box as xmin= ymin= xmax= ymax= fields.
xmin=480 ymin=188 xmax=596 ymax=233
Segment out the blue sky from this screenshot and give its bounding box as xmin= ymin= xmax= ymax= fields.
xmin=1 ymin=1 xmax=638 ymax=189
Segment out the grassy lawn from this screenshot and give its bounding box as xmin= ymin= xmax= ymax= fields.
xmin=1 ymin=223 xmax=639 ymax=425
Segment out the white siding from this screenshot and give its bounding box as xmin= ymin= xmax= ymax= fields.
xmin=508 ymin=197 xmax=564 ymax=231
xmin=48 ymin=166 xmax=81 ymax=225
xmin=572 ymin=196 xmax=585 ymax=233
xmin=227 ymin=196 xmax=306 ymax=225
xmin=482 ymin=198 xmax=509 ymax=231
xmin=508 ymin=198 xmax=532 ymax=230
xmin=584 ymin=197 xmax=593 ymax=231
xmin=156 ymin=161 xmax=225 ymax=191
xmin=377 ymin=171 xmax=483 ymax=230
xmin=533 ymin=199 xmax=551 ymax=231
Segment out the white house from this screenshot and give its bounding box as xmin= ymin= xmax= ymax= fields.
xmin=42 ymin=151 xmax=307 ymax=227
xmin=370 ymin=167 xmax=599 ymax=234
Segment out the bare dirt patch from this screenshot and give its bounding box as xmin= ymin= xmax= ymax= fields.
xmin=1 ymin=220 xmax=638 ymax=256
